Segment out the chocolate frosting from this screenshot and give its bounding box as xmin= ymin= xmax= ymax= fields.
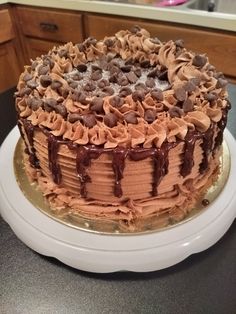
xmin=15 ymin=27 xmax=229 ymax=149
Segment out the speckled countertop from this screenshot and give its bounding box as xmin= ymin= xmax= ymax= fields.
xmin=0 ymin=85 xmax=236 ymax=314
xmin=0 ymin=0 xmax=236 ymax=32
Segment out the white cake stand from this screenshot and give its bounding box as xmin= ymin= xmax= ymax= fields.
xmin=0 ymin=126 xmax=236 ymax=273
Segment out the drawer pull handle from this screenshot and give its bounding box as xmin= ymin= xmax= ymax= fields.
xmin=39 ymin=22 xmax=58 ymax=32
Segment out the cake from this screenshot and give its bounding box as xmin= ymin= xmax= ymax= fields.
xmin=15 ymin=26 xmax=230 ymax=229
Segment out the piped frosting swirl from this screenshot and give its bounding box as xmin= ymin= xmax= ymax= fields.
xmin=15 ymin=26 xmax=229 ymax=148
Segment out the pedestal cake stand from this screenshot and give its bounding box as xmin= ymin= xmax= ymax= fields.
xmin=0 ymin=127 xmax=236 ymax=273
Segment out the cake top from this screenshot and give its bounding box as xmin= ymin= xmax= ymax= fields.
xmin=16 ymin=26 xmax=229 ymax=148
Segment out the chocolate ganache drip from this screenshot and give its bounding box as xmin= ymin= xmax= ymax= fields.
xmin=214 ymin=105 xmax=229 ymax=150
xmin=199 ymin=125 xmax=214 ymax=174
xmin=112 ymin=148 xmax=128 ymax=198
xmin=48 ymin=134 xmax=62 ymax=185
xmin=19 ymin=119 xmax=39 ymax=168
xmin=75 ymin=146 xmax=102 ymax=197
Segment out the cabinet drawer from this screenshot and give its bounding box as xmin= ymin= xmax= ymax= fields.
xmin=0 ymin=9 xmax=14 ymax=44
xmin=16 ymin=6 xmax=83 ymax=43
xmin=84 ymin=14 xmax=236 ymax=79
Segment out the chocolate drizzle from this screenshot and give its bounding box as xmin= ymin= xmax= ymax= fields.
xmin=48 ymin=134 xmax=62 ymax=184
xmin=214 ymin=107 xmax=228 ymax=150
xmin=75 ymin=146 xmax=102 ymax=197
xmin=18 ymin=119 xmax=39 ymax=168
xmin=181 ymin=131 xmax=199 ymax=177
xmin=199 ymin=126 xmax=214 ymax=174
xmin=19 ymin=110 xmax=227 ymax=199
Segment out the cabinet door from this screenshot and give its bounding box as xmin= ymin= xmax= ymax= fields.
xmin=84 ymin=14 xmax=236 ymax=79
xmin=24 ymin=38 xmax=61 ymax=63
xmin=0 ymin=41 xmax=21 ymax=92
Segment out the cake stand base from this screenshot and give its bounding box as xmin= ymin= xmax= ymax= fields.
xmin=0 ymin=127 xmax=236 ymax=273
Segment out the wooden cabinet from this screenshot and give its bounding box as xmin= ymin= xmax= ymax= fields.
xmin=15 ymin=6 xmax=84 ymax=64
xmin=0 ymin=8 xmax=21 ymax=93
xmin=84 ymin=14 xmax=236 ymax=81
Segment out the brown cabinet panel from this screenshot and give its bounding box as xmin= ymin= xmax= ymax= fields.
xmin=16 ymin=6 xmax=83 ymax=43
xmin=0 ymin=9 xmax=14 ymax=43
xmin=0 ymin=41 xmax=21 ymax=92
xmin=24 ymin=38 xmax=61 ymax=63
xmin=84 ymin=14 xmax=236 ymax=79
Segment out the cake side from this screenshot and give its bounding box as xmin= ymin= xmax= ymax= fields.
xmin=15 ymin=27 xmax=231 ymax=226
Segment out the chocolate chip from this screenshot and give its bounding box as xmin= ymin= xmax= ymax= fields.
xmin=76 ymin=43 xmax=85 ymax=52
xmin=55 ymin=104 xmax=67 ymax=118
xmin=110 ymin=65 xmax=120 ymax=75
xmin=51 ymin=80 xmax=63 ymax=90
xmin=91 ymin=70 xmax=102 ymax=81
xmin=121 ymin=65 xmax=132 ymax=73
xmin=109 ymin=74 xmax=117 ymax=83
xmin=175 ymin=39 xmax=184 ymax=48
xmin=145 ymin=77 xmax=155 ymax=88
xmin=204 ymin=92 xmax=218 ymax=102
xmin=90 ymin=97 xmax=104 ymax=113
xmin=27 ymin=80 xmax=38 ymax=89
xmin=78 ymin=92 xmax=89 ymax=105
xmin=158 ymin=70 xmax=168 ymax=81
xmin=102 ymin=86 xmax=114 ymax=96
xmin=82 ymin=114 xmax=97 ymax=128
xmin=119 ymin=87 xmax=132 ymax=97
xmin=150 ymin=37 xmax=161 ymax=44
xmin=192 ymin=55 xmax=207 ymax=68
xmin=169 ymin=106 xmax=183 ymax=118
xmin=97 ymin=79 xmax=110 ymax=88
xmin=216 ymin=78 xmax=228 ymax=88
xmin=182 ymin=99 xmax=194 ymax=113
xmin=27 ymin=97 xmax=43 ymax=111
xmin=174 ymin=87 xmax=186 ymax=101
xmin=110 ymin=96 xmax=124 ymax=108
xmin=69 ymin=81 xmax=78 ymax=89
xmin=104 ymin=38 xmax=114 ymax=47
xmin=140 ymin=60 xmax=150 ymax=68
xmin=85 ymin=37 xmax=97 ymax=47
xmin=124 ymin=111 xmax=138 ymax=124
xmin=190 ymin=77 xmax=201 ymax=86
xmin=151 ymin=89 xmax=163 ymax=101
xmin=84 ymin=81 xmax=96 ymax=92
xmin=132 ymin=90 xmax=145 ymax=102
xmin=31 ymin=61 xmax=38 ymax=70
xmin=43 ymin=56 xmax=55 ymax=69
xmin=184 ymin=81 xmax=196 ymax=93
xmin=91 ymin=65 xmax=102 ymax=72
xmin=134 ymin=68 xmax=141 ymax=78
xmin=44 ymin=98 xmax=57 ymax=112
xmin=77 ymin=63 xmax=87 ymax=72
xmin=40 ymin=75 xmax=52 ymax=88
xmin=38 ymin=65 xmax=50 ymax=76
xmin=135 ymin=83 xmax=147 ymax=91
xmin=126 ymin=72 xmax=138 ymax=84
xmin=104 ymin=112 xmax=118 ymax=128
xmin=58 ymin=49 xmax=68 ymax=58
xmin=130 ymin=25 xmax=141 ymax=34
xmin=71 ymin=73 xmax=82 ymax=81
xmin=144 ymin=109 xmax=156 ymax=123
xmin=147 ymin=68 xmax=158 ymax=78
xmin=117 ymin=75 xmax=129 ymax=86
xmin=23 ymin=73 xmax=33 ymax=82
xmin=68 ymin=113 xmax=82 ymax=123
xmin=125 ymin=58 xmax=134 ymax=65
xmin=19 ymin=87 xmax=32 ymax=97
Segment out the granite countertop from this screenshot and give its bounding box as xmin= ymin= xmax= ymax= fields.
xmin=0 ymin=0 xmax=236 ymax=32
xmin=0 ymin=85 xmax=236 ymax=313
